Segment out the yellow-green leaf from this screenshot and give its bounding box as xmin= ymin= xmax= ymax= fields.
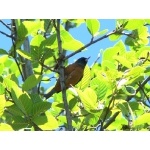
xmin=78 ymin=65 xmax=91 ymax=89
xmin=77 ymin=88 xmax=97 ymax=111
xmin=60 ymin=30 xmax=84 ymax=51
xmin=86 ymin=19 xmax=100 ymax=36
xmin=33 ymin=111 xmax=58 ymax=130
xmin=134 ymin=113 xmax=150 ymax=126
xmin=0 ymin=123 xmax=13 ymax=131
xmin=17 ymin=49 xmax=32 ymax=60
xmin=0 ymin=95 xmax=6 ymax=116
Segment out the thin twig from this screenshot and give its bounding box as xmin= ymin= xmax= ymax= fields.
xmin=0 ymin=30 xmax=14 ymax=39
xmin=137 ymin=82 xmax=150 ymax=103
xmin=54 ymin=19 xmax=72 ymax=131
xmin=0 ymin=20 xmax=12 ymax=30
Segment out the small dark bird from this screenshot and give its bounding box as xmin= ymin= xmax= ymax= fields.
xmin=44 ymin=57 xmax=90 ymax=99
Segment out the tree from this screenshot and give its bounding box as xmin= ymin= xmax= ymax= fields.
xmin=0 ymin=19 xmax=150 ymax=131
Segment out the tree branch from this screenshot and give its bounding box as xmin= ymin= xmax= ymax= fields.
xmin=54 ymin=19 xmax=72 ymax=131
xmin=103 ymin=111 xmax=120 ymax=130
xmin=127 ymin=76 xmax=150 ymax=101
xmin=137 ymin=82 xmax=150 ymax=103
xmin=65 ymin=31 xmax=116 ymax=60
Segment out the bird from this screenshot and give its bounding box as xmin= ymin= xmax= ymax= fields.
xmin=44 ymin=57 xmax=90 ymax=99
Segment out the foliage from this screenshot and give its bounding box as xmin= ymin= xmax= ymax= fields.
xmin=0 ymin=19 xmax=150 ymax=131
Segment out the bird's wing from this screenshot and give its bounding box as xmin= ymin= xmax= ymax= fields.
xmin=65 ymin=64 xmax=84 ymax=88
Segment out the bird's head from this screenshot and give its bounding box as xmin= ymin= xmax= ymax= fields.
xmin=75 ymin=57 xmax=90 ymax=68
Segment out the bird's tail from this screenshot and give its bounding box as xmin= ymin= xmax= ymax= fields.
xmin=44 ymin=88 xmax=56 ymax=99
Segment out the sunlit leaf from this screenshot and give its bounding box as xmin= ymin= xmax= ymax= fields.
xmin=17 ymin=20 xmax=44 ymax=38
xmin=60 ymin=30 xmax=84 ymax=51
xmin=84 ymin=114 xmax=99 ymax=125
xmin=86 ymin=19 xmax=100 ymax=36
xmin=0 ymin=95 xmax=6 ymax=116
xmin=0 ymin=123 xmax=14 ymax=131
xmin=124 ymin=19 xmax=145 ymax=30
xmin=17 ymin=49 xmax=32 ymax=60
xmin=109 ymin=34 xmax=121 ymax=41
xmin=90 ymin=77 xmax=108 ymax=100
xmin=134 ymin=113 xmax=150 ymax=126
xmin=103 ymin=40 xmax=126 ymax=62
xmin=77 ymin=88 xmax=97 ymax=112
xmin=114 ymin=55 xmax=132 ymax=68
xmin=0 ymin=83 xmax=5 ymax=95
xmin=78 ymin=65 xmax=91 ymax=89
xmin=33 ymin=111 xmax=58 ymax=130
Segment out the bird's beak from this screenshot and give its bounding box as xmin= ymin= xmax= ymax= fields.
xmin=86 ymin=57 xmax=90 ymax=61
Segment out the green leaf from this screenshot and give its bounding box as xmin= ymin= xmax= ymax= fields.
xmin=33 ymin=111 xmax=58 ymax=130
xmin=22 ymin=75 xmax=42 ymax=91
xmin=127 ymin=103 xmax=135 ymax=123
xmin=4 ymin=77 xmax=19 ymax=92
xmin=11 ymin=89 xmax=32 ymax=115
xmin=31 ymin=34 xmax=45 ymax=47
xmin=125 ymin=66 xmax=145 ymax=79
xmin=32 ymin=101 xmax=51 ymax=117
xmin=0 ymin=95 xmax=6 ymax=116
xmin=78 ymin=65 xmax=91 ymax=89
xmin=90 ymin=77 xmax=108 ymax=100
xmin=122 ymin=86 xmax=136 ymax=95
xmin=0 ymin=83 xmax=5 ymax=94
xmin=109 ymin=34 xmax=121 ymax=41
xmin=41 ymin=34 xmax=57 ymax=49
xmin=86 ymin=19 xmax=100 ymax=36
xmin=30 ymin=94 xmax=43 ymax=103
xmin=114 ymin=55 xmax=132 ymax=68
xmin=124 ymin=19 xmax=144 ymax=30
xmin=19 ymin=93 xmax=33 ymax=115
xmin=60 ymin=30 xmax=84 ymax=51
xmin=102 ymin=60 xmax=116 ymax=70
xmin=0 ymin=64 xmax=4 ymax=74
xmin=0 ymin=49 xmax=8 ymax=55
xmin=77 ymin=88 xmax=97 ymax=112
xmin=103 ymin=40 xmax=126 ymax=62
xmin=0 ymin=123 xmax=14 ymax=131
xmin=16 ymin=49 xmax=32 ymax=60
xmin=107 ymin=113 xmax=128 ymax=130
xmin=17 ymin=20 xmax=44 ymax=38
xmin=30 ymin=35 xmax=46 ymax=60
xmin=12 ymin=116 xmax=29 ymax=130
xmin=7 ymin=104 xmax=24 ymax=116
xmin=84 ymin=114 xmax=99 ymax=125
xmin=134 ymin=113 xmax=150 ymax=126
xmin=117 ymin=101 xmax=129 ymax=116
xmin=96 ymin=29 xmax=108 ymax=36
